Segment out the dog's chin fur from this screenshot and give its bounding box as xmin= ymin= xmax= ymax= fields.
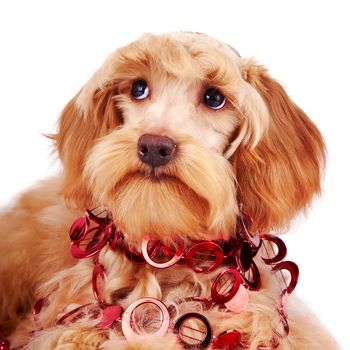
xmin=106 ymin=175 xmax=212 ymax=242
xmin=0 ymin=32 xmax=337 ymax=349
xmin=84 ymin=128 xmax=237 ymax=242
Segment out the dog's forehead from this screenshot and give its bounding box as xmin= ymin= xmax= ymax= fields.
xmin=162 ymin=32 xmax=241 ymax=59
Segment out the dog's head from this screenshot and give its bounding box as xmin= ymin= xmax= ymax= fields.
xmin=54 ymin=32 xmax=325 ymax=242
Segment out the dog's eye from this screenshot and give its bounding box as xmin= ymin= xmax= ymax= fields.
xmin=203 ymin=88 xmax=226 ymax=110
xmin=131 ymin=80 xmax=149 ymax=100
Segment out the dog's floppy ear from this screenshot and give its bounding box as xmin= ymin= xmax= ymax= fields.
xmin=54 ymin=84 xmax=122 ymax=208
xmin=234 ymin=62 xmax=325 ymax=230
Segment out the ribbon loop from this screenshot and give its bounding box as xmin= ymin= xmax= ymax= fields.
xmin=272 ymin=261 xmax=299 ymax=295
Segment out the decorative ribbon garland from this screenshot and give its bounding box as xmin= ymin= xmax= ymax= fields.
xmin=0 ymin=206 xmax=299 ymax=350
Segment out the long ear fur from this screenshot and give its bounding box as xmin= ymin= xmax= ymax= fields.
xmin=54 ymin=84 xmax=122 ymax=208
xmin=234 ymin=62 xmax=326 ymax=230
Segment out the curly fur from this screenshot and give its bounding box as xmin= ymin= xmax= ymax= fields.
xmin=0 ymin=32 xmax=337 ymax=349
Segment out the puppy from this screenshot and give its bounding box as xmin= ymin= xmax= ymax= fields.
xmin=0 ymin=32 xmax=337 ymax=349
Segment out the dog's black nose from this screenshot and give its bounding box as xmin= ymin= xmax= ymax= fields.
xmin=137 ymin=134 xmax=176 ymax=167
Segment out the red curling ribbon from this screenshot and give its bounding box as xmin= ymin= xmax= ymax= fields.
xmin=272 ymin=261 xmax=299 ymax=295
xmin=261 ymin=234 xmax=287 ymax=265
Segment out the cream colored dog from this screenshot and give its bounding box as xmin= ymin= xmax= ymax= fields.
xmin=0 ymin=32 xmax=337 ymax=349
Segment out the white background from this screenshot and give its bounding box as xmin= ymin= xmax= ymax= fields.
xmin=0 ymin=1 xmax=349 ymax=348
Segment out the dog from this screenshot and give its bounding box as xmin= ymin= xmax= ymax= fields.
xmin=0 ymin=32 xmax=337 ymax=349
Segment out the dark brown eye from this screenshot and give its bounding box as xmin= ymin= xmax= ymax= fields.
xmin=131 ymin=80 xmax=149 ymax=100
xmin=203 ymin=88 xmax=226 ymax=110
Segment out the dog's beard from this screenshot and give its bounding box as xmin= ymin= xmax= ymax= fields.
xmin=84 ymin=128 xmax=238 ymax=242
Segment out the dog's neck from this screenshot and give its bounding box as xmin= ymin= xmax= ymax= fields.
xmin=62 ymin=207 xmax=299 ymax=348
xmin=2 ymin=208 xmax=298 ymax=350
xmin=69 ymin=207 xmax=262 ymax=277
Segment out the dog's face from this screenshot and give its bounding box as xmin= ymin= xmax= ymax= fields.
xmin=55 ymin=32 xmax=325 ymax=242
